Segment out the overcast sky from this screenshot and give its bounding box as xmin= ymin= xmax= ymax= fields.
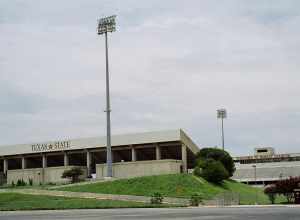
xmin=1 ymin=0 xmax=299 ymax=156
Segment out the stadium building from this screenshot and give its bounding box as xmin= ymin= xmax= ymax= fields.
xmin=232 ymin=147 xmax=300 ymax=186
xmin=0 ymin=129 xmax=199 ymax=185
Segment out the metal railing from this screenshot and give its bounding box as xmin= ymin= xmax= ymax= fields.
xmin=204 ymin=192 xmax=240 ymax=206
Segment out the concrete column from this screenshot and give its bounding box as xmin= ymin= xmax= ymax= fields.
xmin=21 ymin=157 xmax=26 ymax=169
xmin=86 ymin=151 xmax=91 ymax=176
xmin=3 ymin=159 xmax=8 ymax=174
xmin=64 ymin=152 xmax=69 ymax=167
xmin=41 ymin=154 xmax=47 ymax=185
xmin=131 ymin=146 xmax=136 ymax=162
xmin=181 ymin=144 xmax=187 ymax=173
xmin=42 ymin=154 xmax=47 ymax=168
xmin=155 ymin=144 xmax=161 ymax=160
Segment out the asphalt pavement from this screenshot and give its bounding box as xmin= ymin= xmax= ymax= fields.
xmin=0 ymin=206 xmax=300 ymax=220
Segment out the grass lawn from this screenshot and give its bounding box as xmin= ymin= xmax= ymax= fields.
xmin=58 ymin=174 xmax=286 ymax=205
xmin=221 ymin=180 xmax=285 ymax=205
xmin=0 ymin=193 xmax=174 ymax=211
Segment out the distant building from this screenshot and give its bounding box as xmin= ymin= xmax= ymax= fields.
xmin=0 ymin=129 xmax=199 ymax=185
xmin=232 ymin=147 xmax=300 ymax=186
xmin=254 ymin=147 xmax=275 ymax=157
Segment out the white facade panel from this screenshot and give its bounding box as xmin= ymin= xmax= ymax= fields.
xmin=0 ymin=129 xmax=189 ymax=157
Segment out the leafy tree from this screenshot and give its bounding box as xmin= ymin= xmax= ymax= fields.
xmin=264 ymin=177 xmax=300 ymax=204
xmin=62 ymin=167 xmax=84 ymax=183
xmin=275 ymin=176 xmax=300 ymax=203
xmin=199 ymin=159 xmax=229 ymax=184
xmin=195 ymin=148 xmax=235 ymax=177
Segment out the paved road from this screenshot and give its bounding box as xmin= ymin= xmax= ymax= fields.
xmin=0 ymin=207 xmax=299 ymax=220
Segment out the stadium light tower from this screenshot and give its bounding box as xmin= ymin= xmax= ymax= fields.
xmin=97 ymin=15 xmax=116 ymax=178
xmin=217 ymin=108 xmax=227 ymax=151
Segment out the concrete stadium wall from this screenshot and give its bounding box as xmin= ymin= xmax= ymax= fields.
xmin=7 ymin=168 xmax=43 ymax=185
xmin=44 ymin=166 xmax=87 ymax=183
xmin=7 ymin=166 xmax=87 ymax=185
xmin=233 ymin=161 xmax=300 ymax=183
xmin=96 ymin=159 xmax=182 ymax=179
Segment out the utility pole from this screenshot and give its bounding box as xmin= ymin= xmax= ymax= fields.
xmin=252 ymin=164 xmax=258 ymax=205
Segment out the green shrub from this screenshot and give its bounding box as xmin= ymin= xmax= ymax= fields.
xmin=150 ymin=192 xmax=164 ymax=204
xmin=195 ymin=148 xmax=235 ymax=177
xmin=190 ymin=194 xmax=202 ymax=206
xmin=196 ymin=159 xmax=229 ymax=184
xmin=48 ymin=182 xmax=56 ymax=186
xmin=193 ymin=167 xmax=201 ymax=176
xmin=29 ymin=178 xmax=33 ymax=186
xmin=16 ymin=179 xmax=22 ymax=186
xmin=62 ymin=167 xmax=84 ymax=183
xmin=267 ymin=193 xmax=276 ymax=204
xmin=194 ymin=148 xmax=234 ymax=183
xmin=11 ymin=181 xmax=15 ymax=187
xmin=16 ymin=179 xmax=26 ymax=187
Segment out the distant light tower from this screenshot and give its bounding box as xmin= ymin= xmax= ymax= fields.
xmin=97 ymin=15 xmax=116 ymax=178
xmin=279 ymin=172 xmax=283 ymax=180
xmin=217 ymin=108 xmax=227 ymax=151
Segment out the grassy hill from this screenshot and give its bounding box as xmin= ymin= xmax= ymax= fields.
xmin=59 ymin=174 xmax=283 ymax=205
xmin=0 ymin=193 xmax=169 ymax=211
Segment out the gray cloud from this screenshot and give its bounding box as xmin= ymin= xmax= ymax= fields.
xmin=0 ymin=0 xmax=300 ymax=156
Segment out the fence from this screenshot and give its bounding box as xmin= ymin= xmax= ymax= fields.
xmin=204 ymin=192 xmax=240 ymax=206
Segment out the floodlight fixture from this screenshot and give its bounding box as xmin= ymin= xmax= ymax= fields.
xmin=97 ymin=15 xmax=117 ymax=178
xmin=97 ymin=15 xmax=116 ymax=35
xmin=217 ymin=108 xmax=227 ymax=119
xmin=217 ymin=108 xmax=227 ymax=151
